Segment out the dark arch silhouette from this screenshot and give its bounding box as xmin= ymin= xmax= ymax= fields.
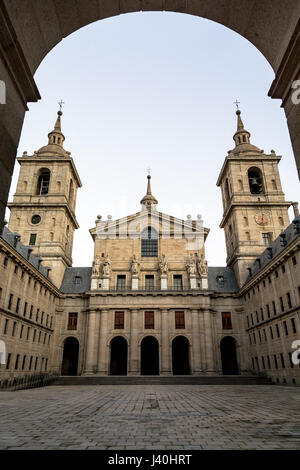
xmin=110 ymin=336 xmax=128 ymax=375
xmin=220 ymin=336 xmax=239 ymax=375
xmin=172 ymin=336 xmax=190 ymax=375
xmin=141 ymin=336 xmax=159 ymax=375
xmin=61 ymin=337 xmax=79 ymax=376
xmin=248 ymin=167 xmax=264 ymax=194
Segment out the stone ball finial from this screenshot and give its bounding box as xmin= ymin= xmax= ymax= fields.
xmin=97 ymin=215 xmax=102 ymax=220
xmin=187 ymin=214 xmax=192 ymax=220
xmin=23 ymin=151 xmax=27 ymax=156
xmin=271 ymin=149 xmax=275 ymax=154
xmin=107 ymin=215 xmax=112 ymax=220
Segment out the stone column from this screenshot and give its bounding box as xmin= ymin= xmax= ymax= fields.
xmin=203 ymin=309 xmax=215 ymax=373
xmin=128 ymin=309 xmax=139 ymax=375
xmin=83 ymin=310 xmax=98 ymax=375
xmin=97 ymin=309 xmax=109 ymax=375
xmin=191 ymin=309 xmax=201 ymax=374
xmin=161 ymin=309 xmax=171 ymax=375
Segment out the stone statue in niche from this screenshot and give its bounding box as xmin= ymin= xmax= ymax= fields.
xmin=102 ymin=254 xmax=111 ymax=277
xmin=92 ymin=255 xmax=101 ymax=276
xmin=197 ymin=254 xmax=208 ymax=277
xmin=131 ymin=254 xmax=139 ymax=276
xmin=186 ymin=254 xmax=196 ymax=276
xmin=158 ymin=254 xmax=168 ymax=274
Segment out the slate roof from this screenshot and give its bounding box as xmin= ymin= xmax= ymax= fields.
xmin=244 ymin=216 xmax=300 ymax=284
xmin=60 ymin=267 xmax=92 ymax=293
xmin=1 ymin=226 xmax=50 ymax=278
xmin=208 ymin=266 xmax=239 ymax=293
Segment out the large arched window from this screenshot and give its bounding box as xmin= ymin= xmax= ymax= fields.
xmin=141 ymin=227 xmax=158 ymax=257
xmin=248 ymin=167 xmax=264 ymax=194
xmin=36 ymin=168 xmax=50 ymax=195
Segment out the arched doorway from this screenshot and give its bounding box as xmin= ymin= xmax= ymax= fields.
xmin=141 ymin=336 xmax=159 ymax=375
xmin=172 ymin=336 xmax=190 ymax=375
xmin=61 ymin=337 xmax=79 ymax=375
xmin=220 ymin=336 xmax=239 ymax=375
xmin=110 ymin=336 xmax=128 ymax=375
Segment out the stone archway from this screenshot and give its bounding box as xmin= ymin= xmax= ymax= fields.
xmin=172 ymin=336 xmax=190 ymax=375
xmin=61 ymin=337 xmax=79 ymax=375
xmin=109 ymin=336 xmax=128 ymax=375
xmin=141 ymin=336 xmax=159 ymax=375
xmin=1 ymin=1 xmax=299 ymax=226
xmin=220 ymin=336 xmax=239 ymax=375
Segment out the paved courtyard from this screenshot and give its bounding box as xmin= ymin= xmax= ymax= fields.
xmin=0 ymin=384 xmax=299 ymax=450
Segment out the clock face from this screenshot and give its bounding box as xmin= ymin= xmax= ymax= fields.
xmin=255 ymin=213 xmax=268 ymax=225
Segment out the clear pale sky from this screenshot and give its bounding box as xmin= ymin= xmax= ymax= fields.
xmin=7 ymin=12 xmax=299 ymax=267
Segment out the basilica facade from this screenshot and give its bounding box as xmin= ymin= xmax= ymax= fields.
xmin=0 ymin=109 xmax=299 ymax=385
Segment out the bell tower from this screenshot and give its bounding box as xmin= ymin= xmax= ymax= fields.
xmin=217 ymin=109 xmax=293 ymax=287
xmin=7 ymin=109 xmax=82 ymax=287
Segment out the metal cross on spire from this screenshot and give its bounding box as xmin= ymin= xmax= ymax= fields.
xmin=147 ymin=167 xmax=151 ymax=176
xmin=58 ymin=100 xmax=65 ymax=111
xmin=234 ymin=99 xmax=240 ymax=110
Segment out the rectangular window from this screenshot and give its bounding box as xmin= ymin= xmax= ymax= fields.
xmin=145 ymin=311 xmax=155 ymax=329
xmin=15 ymin=354 xmax=20 ymax=370
xmin=14 ymin=265 xmax=18 ymax=274
xmin=22 ymin=355 xmax=26 ymax=370
xmin=3 ymin=256 xmax=8 ymax=267
xmin=280 ymin=353 xmax=285 ymax=369
xmin=29 ymin=356 xmax=33 ymax=371
xmin=246 ymin=316 xmax=249 ymax=328
xmin=36 ymin=308 xmax=39 ymax=322
xmin=280 ymin=296 xmax=284 ymax=312
xmin=67 ymin=312 xmax=78 ymax=331
xmin=45 ymin=358 xmax=48 ymax=371
xmin=282 ymin=264 xmax=285 ymax=273
xmin=23 ymin=302 xmax=28 ymax=317
xmin=249 ymin=334 xmax=252 ymax=345
xmin=12 ymin=322 xmax=17 ymax=337
xmin=3 ymin=319 xmax=9 ymax=334
xmin=256 ymin=311 xmax=259 ymax=323
xmin=262 ymin=233 xmax=271 ymax=246
xmin=145 ymin=275 xmax=155 ymax=291
xmin=43 ymin=333 xmax=47 ymax=345
xmin=251 ymin=313 xmax=254 ymax=325
xmin=173 ymin=275 xmax=183 ymax=290
xmin=267 ymin=356 xmax=271 ymax=369
xmin=20 ymin=324 xmax=24 ymax=338
xmin=266 ymin=304 xmax=270 ymax=318
xmin=260 ymin=308 xmax=264 ymax=321
xmin=6 ymin=353 xmax=11 ymax=370
xmin=283 ymin=321 xmax=288 ymax=335
xmin=274 ymin=354 xmax=278 ymax=369
xmin=269 ymin=326 xmax=274 ymax=340
xmin=35 ymin=357 xmax=38 ymax=370
xmin=116 ymin=275 xmax=126 ymax=291
xmin=288 ymin=352 xmax=294 ymax=368
xmin=30 ymin=305 xmax=33 ymax=319
xmin=26 ymin=327 xmax=30 ymax=340
xmin=258 ymin=330 xmax=262 ymax=343
xmin=38 ymin=331 xmax=41 ymax=343
xmin=272 ymin=301 xmax=277 ymax=315
xmin=29 ymin=233 xmax=37 ymax=246
xmin=15 ymin=297 xmax=20 ymax=313
xmin=262 ymin=356 xmax=265 ymax=369
xmin=222 ymin=312 xmax=232 ymax=330
xmin=292 ymin=256 xmax=297 ymax=266
xmin=286 ymin=292 xmax=292 ymax=309
xmin=41 ymin=312 xmax=44 ymax=324
xmin=291 ymin=318 xmax=297 ymax=334
xmin=8 ymin=294 xmax=13 ymax=310
xmin=114 ymin=311 xmax=124 ymax=329
xmin=263 ymin=329 xmax=267 ymax=341
xmin=33 ymin=329 xmax=36 ymax=342
xmin=275 ymin=324 xmax=280 ymax=338
xmin=175 ymin=311 xmax=185 ymax=329
xmin=253 ymin=332 xmax=256 ymax=344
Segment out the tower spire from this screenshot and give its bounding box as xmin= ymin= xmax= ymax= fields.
xmin=232 ymin=108 xmax=260 ymax=153
xmin=140 ymin=172 xmax=158 ymax=210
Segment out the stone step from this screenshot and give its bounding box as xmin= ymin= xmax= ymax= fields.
xmin=51 ymin=375 xmax=271 ymax=386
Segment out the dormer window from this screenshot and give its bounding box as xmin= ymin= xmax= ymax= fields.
xmin=216 ymin=275 xmax=225 ymax=284
xmin=73 ymin=276 xmax=82 ymax=285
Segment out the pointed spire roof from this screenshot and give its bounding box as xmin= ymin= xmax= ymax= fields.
xmin=36 ymin=109 xmax=69 ymax=157
xmin=232 ymin=109 xmax=260 ymax=154
xmin=140 ymin=173 xmax=158 ymax=210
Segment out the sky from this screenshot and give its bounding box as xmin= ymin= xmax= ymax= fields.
xmin=7 ymin=12 xmax=299 ymax=267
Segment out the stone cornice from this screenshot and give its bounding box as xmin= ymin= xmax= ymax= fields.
xmin=0 ymin=237 xmax=61 ymax=296
xmin=220 ymin=201 xmax=292 ymax=228
xmin=0 ymin=1 xmax=40 ymax=107
xmin=0 ymin=306 xmax=54 ymax=333
xmin=268 ymin=18 xmax=300 ymax=106
xmin=239 ymin=237 xmax=300 ymax=295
